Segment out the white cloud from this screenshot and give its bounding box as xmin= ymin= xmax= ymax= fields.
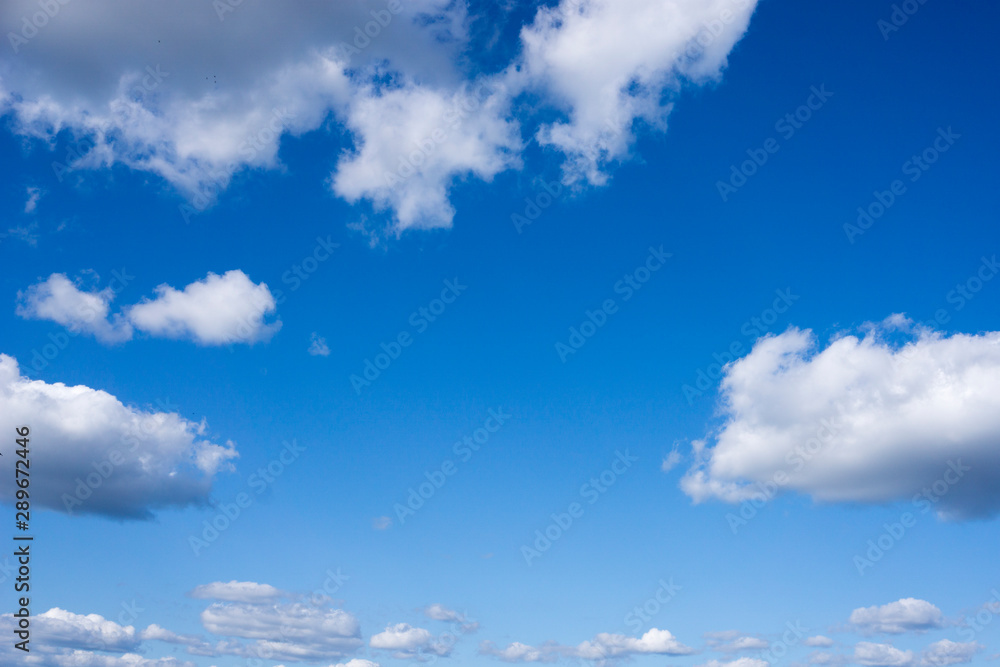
xmin=309 ymin=332 xmax=332 ymax=357
xmin=17 ymin=273 xmax=133 ymax=344
xmin=516 ymin=0 xmax=757 ymax=186
xmin=854 ymin=642 xmax=915 ymax=667
xmin=573 ymin=628 xmax=693 ymax=659
xmin=369 ymin=622 xmax=450 ymax=658
xmin=127 ymin=270 xmax=280 ymax=345
xmin=806 ymin=636 xmax=835 ymax=648
xmin=479 ymin=640 xmax=554 ymax=662
xmin=17 ymin=270 xmax=280 ymax=346
xmin=0 ymin=0 xmax=758 ymax=234
xmin=24 ymin=185 xmax=42 ymax=213
xmin=0 ymin=354 xmax=237 ymax=518
xmin=34 ymin=608 xmax=140 ymax=653
xmin=423 ymin=604 xmax=479 ymax=631
xmin=189 ymin=581 xmax=286 ymax=604
xmin=849 ymin=599 xmax=944 ymax=635
xmin=327 ymin=661 xmax=381 ymax=667
xmin=481 ymin=628 xmax=691 ymax=663
xmin=921 ymin=640 xmax=980 ymax=666
xmin=331 ymin=78 xmax=522 ymax=230
xmin=680 ymin=321 xmax=1000 ymax=519
xmin=372 ymin=516 xmax=392 ymax=530
xmin=200 ymin=601 xmax=362 ymax=662
xmin=662 ymin=444 xmax=683 ymax=472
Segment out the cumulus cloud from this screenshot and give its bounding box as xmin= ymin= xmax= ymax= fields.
xmin=200 ymin=601 xmax=362 ymax=662
xmin=921 ymin=640 xmax=981 ymax=666
xmin=855 ymin=642 xmax=916 ymax=667
xmin=0 ymin=354 xmax=237 ymax=518
xmin=331 ymin=78 xmax=522 ymax=230
xmin=369 ymin=622 xmax=451 ymax=658
xmin=483 ymin=628 xmax=692 ymax=663
xmin=479 ymin=640 xmax=555 ymax=662
xmin=849 ymin=599 xmax=944 ymax=635
xmin=516 ymin=0 xmax=757 ymax=186
xmin=17 ymin=270 xmax=280 ymax=346
xmin=17 ymin=273 xmax=133 ymax=343
xmin=0 ymin=0 xmax=758 ymax=233
xmin=680 ymin=321 xmax=1000 ymax=519
xmin=127 ymin=270 xmax=280 ymax=345
xmin=189 ymin=581 xmax=286 ymax=603
xmin=33 ymin=608 xmax=140 ymax=653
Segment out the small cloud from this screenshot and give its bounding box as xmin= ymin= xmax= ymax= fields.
xmin=24 ymin=186 xmax=42 ymax=213
xmin=806 ymin=636 xmax=835 ymax=648
xmin=661 ymin=444 xmax=683 ymax=472
xmin=372 ymin=516 xmax=392 ymax=530
xmin=309 ymin=332 xmax=331 ymax=357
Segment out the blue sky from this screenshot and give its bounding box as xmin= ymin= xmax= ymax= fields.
xmin=1 ymin=0 xmax=999 ymax=666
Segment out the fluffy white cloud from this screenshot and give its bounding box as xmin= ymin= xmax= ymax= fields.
xmin=0 ymin=354 xmax=237 ymax=518
xmin=369 ymin=622 xmax=451 ymax=658
xmin=573 ymin=628 xmax=693 ymax=659
xmin=0 ymin=0 xmax=757 ymax=233
xmin=855 ymin=642 xmax=915 ymax=667
xmin=331 ymin=78 xmax=522 ymax=230
xmin=200 ymin=601 xmax=362 ymax=662
xmin=327 ymin=661 xmax=381 ymax=667
xmin=480 ymin=628 xmax=691 ymax=663
xmin=127 ymin=270 xmax=280 ymax=345
xmin=17 ymin=273 xmax=133 ymax=343
xmin=516 ymin=0 xmax=757 ymax=185
xmin=479 ymin=640 xmax=554 ymax=662
xmin=34 ymin=608 xmax=140 ymax=653
xmin=921 ymin=640 xmax=981 ymax=666
xmin=17 ymin=270 xmax=280 ymax=346
xmin=681 ymin=321 xmax=1000 ymax=519
xmin=24 ymin=185 xmax=42 ymax=213
xmin=189 ymin=581 xmax=286 ymax=604
xmin=849 ymin=599 xmax=944 ymax=635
